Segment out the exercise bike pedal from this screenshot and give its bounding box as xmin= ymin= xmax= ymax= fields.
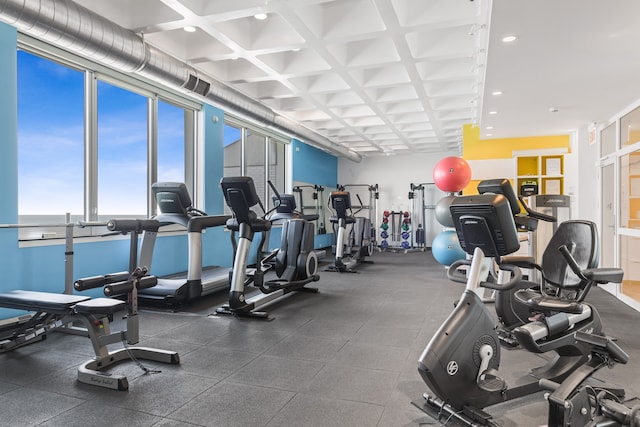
xmin=477 ymin=369 xmax=507 ymax=393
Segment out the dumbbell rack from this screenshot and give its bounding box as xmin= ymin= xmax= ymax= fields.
xmin=380 ymin=210 xmax=408 ymax=252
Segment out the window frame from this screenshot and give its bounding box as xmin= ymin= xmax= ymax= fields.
xmin=223 ymin=115 xmax=291 ymax=207
xmin=16 ymin=35 xmax=200 ymax=241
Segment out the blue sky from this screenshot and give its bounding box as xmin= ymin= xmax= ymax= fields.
xmin=18 ymin=50 xmax=185 ymax=216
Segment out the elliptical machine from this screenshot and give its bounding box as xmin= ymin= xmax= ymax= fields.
xmin=415 ymin=192 xmax=622 ymax=426
xmin=215 ymin=176 xmax=320 ymax=320
xmin=326 ymin=189 xmax=373 ymax=273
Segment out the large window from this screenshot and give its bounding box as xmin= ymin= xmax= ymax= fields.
xmin=245 ymin=130 xmax=267 ymax=206
xmin=16 ymin=49 xmax=196 ymax=236
xmin=17 ymin=50 xmax=84 ymax=219
xmin=223 ymin=123 xmax=242 ymax=178
xmin=97 ymin=80 xmax=148 ymax=217
xmin=158 ymin=100 xmax=187 ymax=183
xmin=223 ymin=121 xmax=289 ymax=212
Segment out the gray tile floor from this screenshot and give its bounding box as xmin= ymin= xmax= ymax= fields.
xmin=1 ymin=250 xmax=639 ymax=426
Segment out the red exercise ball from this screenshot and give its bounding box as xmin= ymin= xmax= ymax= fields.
xmin=433 ymin=156 xmax=471 ymax=192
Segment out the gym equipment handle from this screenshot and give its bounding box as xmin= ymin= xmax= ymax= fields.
xmin=558 ymin=245 xmax=588 ymax=280
xmin=106 ymin=218 xmax=160 ymax=233
xmin=104 ymin=275 xmax=158 ymax=296
xmin=446 ymin=259 xmax=472 ymax=283
xmin=481 ymin=263 xmax=522 ymax=290
xmin=74 ymin=271 xmax=130 ymax=291
xmin=518 ymin=195 xmax=557 ymax=223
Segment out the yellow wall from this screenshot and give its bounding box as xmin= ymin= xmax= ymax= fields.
xmin=461 ymin=124 xmax=571 ymax=194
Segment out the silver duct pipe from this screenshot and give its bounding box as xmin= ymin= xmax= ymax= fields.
xmin=0 ymin=0 xmax=362 ymax=162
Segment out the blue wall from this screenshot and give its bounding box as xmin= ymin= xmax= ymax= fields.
xmin=291 ymin=139 xmax=338 ymax=188
xmin=0 ymin=20 xmax=338 ymax=320
xmin=0 ymin=23 xmax=22 ymax=318
xmin=201 ymin=104 xmax=234 ymax=268
xmin=0 ymin=23 xmax=233 ymax=319
xmin=291 ymin=139 xmax=338 ymax=249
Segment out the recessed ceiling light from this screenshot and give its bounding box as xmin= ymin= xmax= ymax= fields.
xmin=184 ymin=26 xmax=196 ymax=33
xmin=491 ymin=90 xmax=503 ymax=96
xmin=501 ymin=35 xmax=518 ymax=43
xmin=254 ymin=13 xmax=268 ymax=20
xmin=549 ymin=107 xmax=559 ymax=113
xmin=486 ymin=133 xmax=493 ymax=137
xmin=489 ymin=111 xmax=498 ymax=115
xmin=486 ymin=126 xmax=494 ymax=130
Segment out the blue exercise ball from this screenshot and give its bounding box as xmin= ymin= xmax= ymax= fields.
xmin=431 ymin=230 xmax=466 ymax=266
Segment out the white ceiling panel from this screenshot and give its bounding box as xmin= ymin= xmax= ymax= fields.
xmin=69 ymin=0 xmax=640 ymax=156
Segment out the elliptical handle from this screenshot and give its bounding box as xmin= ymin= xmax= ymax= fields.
xmin=267 ymin=180 xmax=281 ymax=204
xmin=481 ymin=263 xmax=522 ymax=290
xmin=353 ymin=194 xmax=365 ymax=215
xmin=518 ymin=196 xmax=556 ymax=222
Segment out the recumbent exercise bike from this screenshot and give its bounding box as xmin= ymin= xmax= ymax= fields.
xmin=414 ymin=192 xmax=624 ymax=426
xmin=476 ymin=178 xmax=601 ymax=347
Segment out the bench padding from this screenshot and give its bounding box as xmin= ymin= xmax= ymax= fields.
xmin=74 ymin=298 xmax=125 ymax=314
xmin=0 ymin=290 xmax=89 ymax=313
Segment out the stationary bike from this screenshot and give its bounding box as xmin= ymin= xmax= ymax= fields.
xmin=326 ymin=190 xmax=373 ymax=273
xmin=477 ymin=179 xmax=600 ymax=346
xmin=415 ymin=193 xmax=621 ymax=426
xmin=215 ymin=176 xmax=320 ymax=320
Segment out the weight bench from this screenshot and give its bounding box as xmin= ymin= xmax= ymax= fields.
xmin=0 ymin=290 xmax=115 ymax=350
xmin=0 ymin=219 xmax=181 ymax=391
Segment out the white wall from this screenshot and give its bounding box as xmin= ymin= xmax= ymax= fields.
xmin=575 ymin=124 xmax=599 ymax=224
xmin=338 ymin=150 xmax=456 ymax=211
xmin=338 ymin=150 xmax=457 ymax=245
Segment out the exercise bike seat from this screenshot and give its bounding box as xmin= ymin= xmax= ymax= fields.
xmin=515 ymin=261 xmax=624 ymax=315
xmin=515 ymin=289 xmax=584 ymax=314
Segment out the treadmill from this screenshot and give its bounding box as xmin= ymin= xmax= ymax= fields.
xmin=137 ymin=182 xmax=231 ymax=305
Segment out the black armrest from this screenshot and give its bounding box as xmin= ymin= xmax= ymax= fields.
xmin=583 ymin=267 xmax=624 ymax=284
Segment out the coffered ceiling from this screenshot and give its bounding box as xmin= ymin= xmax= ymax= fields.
xmin=70 ymin=0 xmax=640 ymax=157
xmin=73 ymin=0 xmax=489 ymax=156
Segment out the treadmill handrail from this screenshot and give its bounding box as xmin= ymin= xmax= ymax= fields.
xmin=188 ymin=214 xmax=231 ymax=232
